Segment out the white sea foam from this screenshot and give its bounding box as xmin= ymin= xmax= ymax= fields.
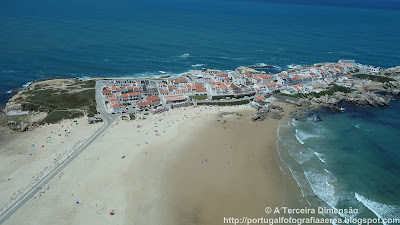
xmin=180 ymin=53 xmax=190 ymax=59
xmin=6 ymin=90 xmax=12 ymax=94
xmin=314 ymin=152 xmax=326 ymax=163
xmin=287 ymin=147 xmax=314 ymax=165
xmin=304 ymin=170 xmax=338 ymax=209
xmin=255 ymin=63 xmax=270 ymax=67
xmin=191 ymin=64 xmax=205 ymax=67
xmin=295 ymin=129 xmax=305 ymax=144
xmin=295 ymin=129 xmax=319 ymax=145
xmin=355 ymin=193 xmax=400 ymax=225
xmin=287 ymin=64 xmax=302 ymax=69
xmin=22 ymin=81 xmax=33 ymax=90
xmin=355 ymin=124 xmax=360 ymax=129
xmin=77 ymin=76 xmax=91 ymax=81
xmin=291 ymin=117 xmax=298 ymax=126
xmin=276 ymin=138 xmax=311 ymax=197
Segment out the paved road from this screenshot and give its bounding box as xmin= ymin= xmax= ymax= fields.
xmin=0 ymin=81 xmax=118 ymax=224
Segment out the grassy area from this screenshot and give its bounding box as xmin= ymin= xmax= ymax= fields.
xmin=23 ymin=87 xmax=97 ymax=123
xmin=353 ymin=74 xmax=395 ymax=83
xmin=212 ymin=95 xmax=234 ymax=100
xmin=189 ymin=95 xmax=208 ymax=100
xmin=80 ymin=79 xmax=96 ymax=88
xmin=308 ymin=84 xmax=353 ymax=98
xmin=197 ymin=99 xmax=250 ymax=106
xmin=0 ymin=115 xmax=29 ymax=126
xmin=43 ymin=110 xmax=84 ymax=124
xmin=274 ymin=84 xmax=353 ymax=99
xmin=26 ymin=89 xmax=96 ymax=110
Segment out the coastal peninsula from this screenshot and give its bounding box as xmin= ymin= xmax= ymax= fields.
xmin=0 ymin=59 xmax=399 ymax=224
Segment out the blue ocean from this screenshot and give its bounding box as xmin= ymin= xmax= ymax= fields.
xmin=1 ymin=0 xmax=400 ymax=222
xmin=1 ymin=0 xmax=400 ymax=104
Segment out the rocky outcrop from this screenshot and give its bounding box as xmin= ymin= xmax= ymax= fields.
xmin=311 ymin=91 xmax=391 ymax=108
xmin=7 ymin=121 xmax=30 ymax=132
xmin=387 ymin=66 xmax=400 ymax=73
xmin=383 ymin=81 xmax=400 ymax=95
xmin=252 ymin=105 xmax=284 ymax=121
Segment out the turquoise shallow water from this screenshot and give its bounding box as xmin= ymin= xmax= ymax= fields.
xmin=277 ymin=100 xmax=400 ymax=223
xmin=1 ymin=0 xmax=400 ymax=104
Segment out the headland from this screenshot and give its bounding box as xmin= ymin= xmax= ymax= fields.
xmin=0 ymin=59 xmax=399 ymax=224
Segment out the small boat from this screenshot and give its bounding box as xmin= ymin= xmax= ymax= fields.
xmin=340 ymin=107 xmax=346 ymax=112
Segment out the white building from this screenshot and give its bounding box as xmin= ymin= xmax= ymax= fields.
xmin=362 ymin=65 xmax=381 ymax=75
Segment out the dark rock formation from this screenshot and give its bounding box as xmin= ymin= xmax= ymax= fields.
xmin=311 ymin=91 xmax=391 ymax=109
xmin=7 ymin=121 xmax=30 ymax=132
xmin=252 ymin=105 xmax=284 ymax=121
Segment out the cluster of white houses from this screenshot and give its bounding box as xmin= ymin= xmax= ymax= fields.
xmin=101 ymin=60 xmax=382 ymax=113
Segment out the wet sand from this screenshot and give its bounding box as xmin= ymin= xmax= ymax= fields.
xmin=123 ymin=107 xmax=289 ymax=224
xmin=163 ymin=110 xmax=285 ymax=224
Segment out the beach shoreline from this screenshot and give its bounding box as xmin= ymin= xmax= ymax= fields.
xmin=1 ymin=104 xmax=299 ymax=225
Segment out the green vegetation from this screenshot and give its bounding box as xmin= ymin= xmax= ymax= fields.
xmin=43 ymin=111 xmax=84 ymax=124
xmin=353 ymin=74 xmax=395 ymax=83
xmin=212 ymin=95 xmax=234 ymax=100
xmin=274 ymin=84 xmax=354 ymax=99
xmin=308 ymin=84 xmax=353 ymax=98
xmin=0 ymin=115 xmax=29 ymax=126
xmin=80 ymin=79 xmax=96 ymax=88
xmin=66 ymin=79 xmax=96 ymax=89
xmin=129 ymin=113 xmax=136 ymax=120
xmin=13 ymin=97 xmax=24 ymax=103
xmin=26 ymin=89 xmax=96 ymax=110
xmin=198 ymin=99 xmax=250 ymax=106
xmin=189 ymin=95 xmax=208 ymax=100
xmin=22 ymin=86 xmax=97 ymax=123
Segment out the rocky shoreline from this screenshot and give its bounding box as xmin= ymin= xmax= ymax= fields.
xmin=252 ymin=80 xmax=400 ymax=121
xmin=2 ymin=64 xmax=400 ymax=130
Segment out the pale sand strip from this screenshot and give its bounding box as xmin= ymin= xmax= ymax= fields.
xmin=2 ymin=104 xmax=293 ymax=225
xmin=0 ymin=117 xmax=102 ymax=214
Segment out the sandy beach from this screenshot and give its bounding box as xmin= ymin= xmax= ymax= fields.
xmin=1 ymin=104 xmax=294 ymax=225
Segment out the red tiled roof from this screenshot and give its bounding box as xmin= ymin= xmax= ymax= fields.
xmin=266 ymin=82 xmax=276 ymax=86
xmin=254 ymin=96 xmax=266 ymax=102
xmin=146 ymin=95 xmax=160 ymax=103
xmin=345 ymin=75 xmax=353 ymax=79
xmin=137 ymin=101 xmax=151 ymax=107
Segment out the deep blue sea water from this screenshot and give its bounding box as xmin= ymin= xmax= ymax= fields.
xmin=1 ymin=0 xmax=400 ymax=104
xmin=1 ymin=1 xmax=400 ymax=222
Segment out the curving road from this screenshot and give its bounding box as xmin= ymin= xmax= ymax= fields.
xmin=0 ymin=80 xmax=118 ymax=224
